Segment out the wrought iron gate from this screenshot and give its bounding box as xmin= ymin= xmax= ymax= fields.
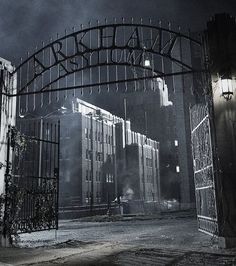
xmin=4 ymin=120 xmax=60 ymax=235
xmin=190 ymin=104 xmax=219 ymax=235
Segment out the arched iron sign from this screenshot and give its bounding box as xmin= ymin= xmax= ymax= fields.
xmin=7 ymin=18 xmax=203 ymax=100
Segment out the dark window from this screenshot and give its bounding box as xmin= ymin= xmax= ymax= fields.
xmin=86 ymin=170 xmax=89 ymax=181
xmin=99 ymin=172 xmax=101 ymax=181
xmin=85 ymin=128 xmax=88 ymax=138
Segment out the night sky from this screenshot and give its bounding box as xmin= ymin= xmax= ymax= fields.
xmin=0 ymin=0 xmax=236 ymax=65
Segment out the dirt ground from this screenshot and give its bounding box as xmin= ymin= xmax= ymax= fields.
xmin=0 ymin=212 xmax=236 ymax=265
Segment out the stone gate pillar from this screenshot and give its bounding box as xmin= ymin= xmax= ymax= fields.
xmin=205 ymin=14 xmax=236 ymax=248
xmin=0 ymin=57 xmax=17 ymax=246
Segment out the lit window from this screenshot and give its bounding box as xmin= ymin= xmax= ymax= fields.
xmin=174 ymin=140 xmax=178 ymax=147
xmin=144 ymin=59 xmax=151 ymax=67
xmin=176 ymin=166 xmax=180 ymax=173
xmin=86 ymin=191 xmax=89 ymax=203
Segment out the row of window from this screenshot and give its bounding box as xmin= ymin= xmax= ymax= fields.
xmin=85 ymin=128 xmax=113 ymax=144
xmin=85 ymin=170 xmax=114 ymax=182
xmin=86 ymin=150 xmax=103 ymax=161
xmin=85 ymin=191 xmax=102 ymax=203
xmin=106 ymin=173 xmax=114 ymax=183
xmin=85 ymin=170 xmax=102 ymax=181
xmin=85 ymin=149 xmax=112 ymax=162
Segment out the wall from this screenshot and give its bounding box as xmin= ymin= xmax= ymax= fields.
xmin=0 ymin=57 xmax=17 ymax=246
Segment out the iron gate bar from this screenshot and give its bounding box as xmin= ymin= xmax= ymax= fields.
xmin=17 ymin=49 xmax=194 ymax=94
xmin=28 ymin=137 xmax=59 ymax=145
xmin=56 ymin=120 xmax=60 ymax=230
xmin=4 ymin=120 xmax=60 ymax=235
xmin=16 ymin=57 xmax=200 ymax=96
xmin=190 ymin=104 xmax=219 ymax=236
xmin=36 ymin=63 xmax=201 ymax=93
xmin=18 ymin=176 xmax=58 ymax=180
xmin=4 ymin=69 xmax=206 ymax=97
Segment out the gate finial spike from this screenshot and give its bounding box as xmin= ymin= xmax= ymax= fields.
xmin=149 ymin=18 xmax=152 ymax=25
xmin=122 ymin=17 xmax=125 ymax=24
xmin=159 ymin=20 xmax=162 ymax=27
xmin=131 ymin=17 xmax=134 ymax=24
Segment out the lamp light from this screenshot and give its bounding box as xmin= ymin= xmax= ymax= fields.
xmin=220 ymin=76 xmax=234 ymax=101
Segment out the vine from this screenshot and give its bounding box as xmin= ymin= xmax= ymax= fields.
xmin=0 ymin=126 xmax=32 ymax=244
xmin=1 ymin=126 xmax=58 ymax=245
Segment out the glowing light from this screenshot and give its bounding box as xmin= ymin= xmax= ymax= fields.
xmin=144 ymin=59 xmax=151 ymax=67
xmin=221 ymin=78 xmax=233 ymax=101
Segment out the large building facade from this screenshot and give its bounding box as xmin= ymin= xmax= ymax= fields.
xmin=59 ymin=99 xmax=160 ymax=209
